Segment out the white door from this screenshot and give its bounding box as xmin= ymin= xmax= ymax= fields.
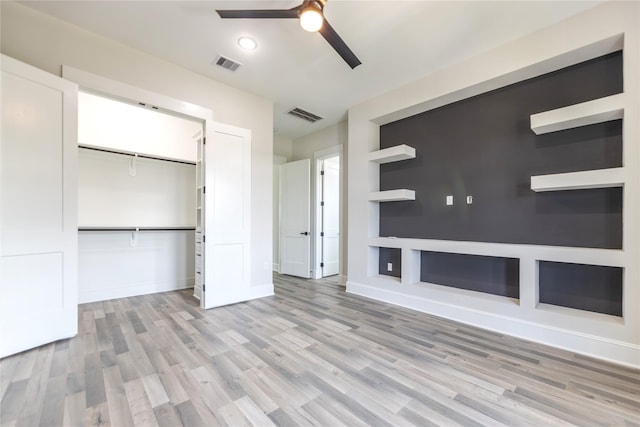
xmin=202 ymin=122 xmax=251 ymax=309
xmin=322 ymin=156 xmax=340 ymax=277
xmin=1 ymin=55 xmax=78 ymax=358
xmin=280 ymin=159 xmax=311 ymax=278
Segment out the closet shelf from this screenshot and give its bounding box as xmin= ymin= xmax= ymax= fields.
xmin=530 ymin=167 xmax=624 ymax=192
xmin=78 ymin=226 xmax=196 ymax=232
xmin=530 ymin=93 xmax=624 ymax=135
xmin=79 ymin=144 xmax=196 ymax=165
xmin=369 ymin=189 xmax=415 ymax=202
xmin=367 ymin=144 xmax=416 ymax=164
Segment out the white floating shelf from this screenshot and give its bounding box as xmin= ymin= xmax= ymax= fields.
xmin=531 ymin=167 xmax=624 ymax=192
xmin=369 ymin=189 xmax=415 ymax=202
xmin=368 ymin=144 xmax=416 ymax=164
xmin=530 ymin=93 xmax=624 ymax=135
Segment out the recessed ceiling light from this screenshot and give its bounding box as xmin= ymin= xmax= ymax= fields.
xmin=238 ymin=37 xmax=257 ymax=50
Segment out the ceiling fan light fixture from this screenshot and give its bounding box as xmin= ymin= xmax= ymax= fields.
xmin=299 ymin=3 xmax=323 ymax=32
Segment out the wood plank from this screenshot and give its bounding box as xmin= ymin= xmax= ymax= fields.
xmin=103 ymin=364 xmax=135 ymax=427
xmin=140 ymin=374 xmax=169 ymax=408
xmin=124 ymin=378 xmax=158 ymax=427
xmin=2 ymin=273 xmax=638 ymax=426
xmin=234 ymin=395 xmax=277 ymax=427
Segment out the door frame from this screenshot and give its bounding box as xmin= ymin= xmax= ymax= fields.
xmin=313 ymin=145 xmax=343 ymax=280
xmin=61 ymin=66 xmax=216 ymax=308
xmin=279 ymin=159 xmax=312 ymax=278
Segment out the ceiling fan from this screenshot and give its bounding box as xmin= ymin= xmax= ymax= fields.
xmin=215 ymin=0 xmax=362 ymax=69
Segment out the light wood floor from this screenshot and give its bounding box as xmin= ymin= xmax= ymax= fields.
xmin=2 ymin=273 xmax=639 ymax=426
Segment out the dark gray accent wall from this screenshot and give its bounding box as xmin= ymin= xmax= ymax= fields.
xmin=379 ymin=52 xmax=623 ymax=249
xmin=378 ymin=247 xmax=401 ymax=278
xmin=420 ymin=252 xmax=519 ymax=298
xmin=538 ymin=261 xmax=623 ymax=316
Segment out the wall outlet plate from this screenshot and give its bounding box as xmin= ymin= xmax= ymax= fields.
xmin=446 ymin=195 xmax=453 ymax=205
xmin=387 ymin=262 xmax=393 ymax=271
xmin=467 ymin=196 xmax=473 ymax=204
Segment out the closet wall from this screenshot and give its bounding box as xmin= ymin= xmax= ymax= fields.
xmin=77 ymin=92 xmax=202 ymax=303
xmin=1 ymin=1 xmax=275 ymax=296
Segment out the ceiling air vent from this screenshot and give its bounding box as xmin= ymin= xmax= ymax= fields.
xmin=287 ymin=107 xmax=324 ymax=123
xmin=213 ymin=55 xmax=242 ymax=72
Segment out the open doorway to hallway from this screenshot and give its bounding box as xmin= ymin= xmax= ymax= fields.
xmin=318 ymin=155 xmax=340 ymax=278
xmin=275 ymin=145 xmax=342 ymax=282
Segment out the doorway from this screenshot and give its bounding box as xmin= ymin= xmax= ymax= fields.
xmin=277 ymin=146 xmax=342 ymax=281
xmin=315 ymin=149 xmax=341 ymax=279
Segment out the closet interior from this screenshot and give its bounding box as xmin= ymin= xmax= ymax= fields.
xmin=77 ymin=91 xmax=202 ymax=303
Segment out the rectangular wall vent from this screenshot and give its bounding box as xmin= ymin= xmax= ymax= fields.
xmin=213 ymin=55 xmax=242 ymax=72
xmin=287 ymin=107 xmax=323 ymax=123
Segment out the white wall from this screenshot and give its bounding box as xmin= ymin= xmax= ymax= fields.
xmin=291 ymin=122 xmax=347 ymax=161
xmin=292 ymin=122 xmax=348 ymax=281
xmin=274 ymin=136 xmax=293 ymax=160
xmin=1 ymin=1 xmax=275 ymax=291
xmin=273 ymin=155 xmax=287 ymax=271
xmin=273 ymin=137 xmax=292 ymax=273
xmin=348 ymin=1 xmax=640 ymax=367
xmin=79 ymin=231 xmax=194 ymax=303
xmin=78 ymin=149 xmax=196 ymax=228
xmin=78 ymin=92 xmax=201 ymax=162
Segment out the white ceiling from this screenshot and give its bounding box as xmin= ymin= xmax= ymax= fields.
xmin=20 ymin=0 xmax=601 ymax=140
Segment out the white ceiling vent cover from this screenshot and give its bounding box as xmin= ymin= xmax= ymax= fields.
xmin=287 ymin=107 xmax=324 ymax=123
xmin=213 ymin=55 xmax=242 ymax=71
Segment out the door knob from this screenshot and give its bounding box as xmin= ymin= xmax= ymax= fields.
xmin=300 ymin=232 xmax=309 ymax=235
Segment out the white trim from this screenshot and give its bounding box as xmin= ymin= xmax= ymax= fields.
xmin=62 ymin=65 xmax=212 ymax=122
xmin=370 ymin=33 xmax=624 ymax=127
xmin=313 ymin=145 xmax=343 ymax=279
xmin=80 ymin=279 xmax=194 ymax=304
xmin=347 ymin=279 xmax=640 ymax=369
xmin=368 ymin=237 xmax=625 ymax=267
xmin=61 ymin=66 xmax=224 ymax=308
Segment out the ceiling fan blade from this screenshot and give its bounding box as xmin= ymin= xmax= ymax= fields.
xmin=318 ymin=19 xmax=362 ymax=69
xmin=216 ymin=7 xmax=300 ymax=19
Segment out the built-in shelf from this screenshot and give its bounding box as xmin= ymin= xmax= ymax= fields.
xmin=367 ymin=144 xmax=416 ymax=164
xmin=530 ymin=167 xmax=624 ymax=192
xmin=369 ymin=189 xmax=415 ymax=202
xmin=530 ymin=93 xmax=624 ymax=135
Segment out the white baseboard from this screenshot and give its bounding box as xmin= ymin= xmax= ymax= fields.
xmin=346 ymin=280 xmax=640 ymax=369
xmin=80 ymin=278 xmax=195 ymax=304
xmin=339 ymin=274 xmax=347 ymax=287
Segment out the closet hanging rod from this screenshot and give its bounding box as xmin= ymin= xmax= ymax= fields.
xmin=79 ymin=144 xmax=196 ymax=166
xmin=78 ymin=226 xmax=196 ymax=232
